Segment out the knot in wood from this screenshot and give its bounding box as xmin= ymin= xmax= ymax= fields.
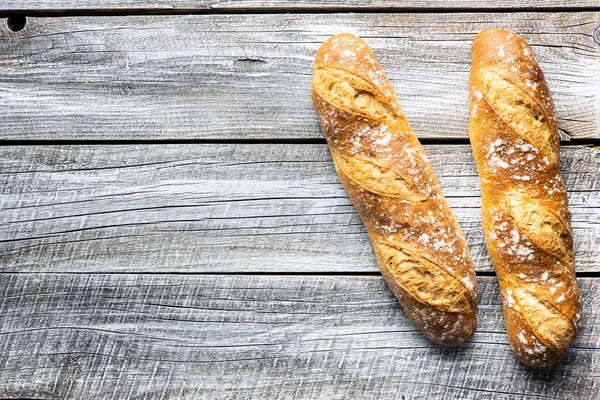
xmin=594 ymin=26 xmax=600 ymax=46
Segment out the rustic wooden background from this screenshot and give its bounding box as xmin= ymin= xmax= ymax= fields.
xmin=1 ymin=1 xmax=599 ymax=399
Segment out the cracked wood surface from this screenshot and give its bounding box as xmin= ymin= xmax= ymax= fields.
xmin=0 ymin=274 xmax=599 ymax=399
xmin=1 ymin=144 xmax=598 ymax=273
xmin=0 ymin=12 xmax=598 ymax=141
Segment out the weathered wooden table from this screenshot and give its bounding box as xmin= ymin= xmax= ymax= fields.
xmin=1 ymin=1 xmax=599 ymax=398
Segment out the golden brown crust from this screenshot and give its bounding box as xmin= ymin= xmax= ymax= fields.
xmin=312 ymin=33 xmax=477 ymax=345
xmin=469 ymin=28 xmax=581 ymax=366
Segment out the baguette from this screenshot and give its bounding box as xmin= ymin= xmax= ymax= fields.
xmin=312 ymin=33 xmax=477 ymax=345
xmin=469 ymin=28 xmax=581 ymax=366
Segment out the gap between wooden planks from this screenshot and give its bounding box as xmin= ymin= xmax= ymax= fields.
xmin=0 ymin=12 xmax=598 ymax=141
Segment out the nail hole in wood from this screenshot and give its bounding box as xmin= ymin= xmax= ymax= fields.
xmin=7 ymin=16 xmax=26 ymax=32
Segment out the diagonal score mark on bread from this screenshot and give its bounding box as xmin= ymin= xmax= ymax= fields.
xmin=374 ymin=242 xmax=473 ymax=314
xmin=330 ymin=147 xmax=427 ymax=201
xmin=312 ymin=33 xmax=477 ymax=346
xmin=511 ymin=287 xmax=576 ymax=352
xmin=478 ymin=68 xmax=557 ymax=165
xmin=313 ymin=67 xmax=398 ymax=121
xmin=506 ymin=191 xmax=573 ymax=263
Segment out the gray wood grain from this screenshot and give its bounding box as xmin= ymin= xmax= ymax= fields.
xmin=0 ymin=273 xmax=598 ymax=399
xmin=1 ymin=144 xmax=598 ymax=273
xmin=3 ymin=0 xmax=600 ymax=11
xmin=0 ymin=13 xmax=598 ymax=140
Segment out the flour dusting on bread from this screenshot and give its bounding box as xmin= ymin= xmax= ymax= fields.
xmin=313 ymin=33 xmax=478 ymax=346
xmin=469 ymin=28 xmax=580 ymax=367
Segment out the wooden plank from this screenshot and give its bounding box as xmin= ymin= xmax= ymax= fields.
xmin=1 ymin=144 xmax=598 ymax=273
xmin=0 ymin=273 xmax=599 ymax=399
xmin=2 ymin=0 xmax=600 ymax=12
xmin=0 ymin=13 xmax=598 ymax=141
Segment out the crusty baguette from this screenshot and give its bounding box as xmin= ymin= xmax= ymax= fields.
xmin=312 ymin=33 xmax=477 ymax=345
xmin=469 ymin=28 xmax=581 ymax=367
